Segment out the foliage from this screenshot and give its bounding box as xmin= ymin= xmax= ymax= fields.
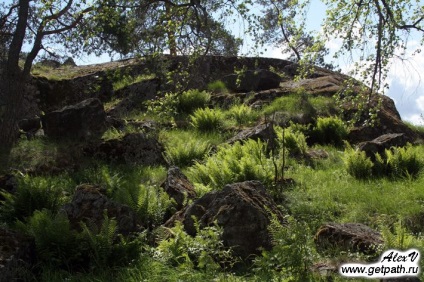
xmin=258 ymin=0 xmax=334 ymax=70
xmin=16 ymin=209 xmax=143 ymax=271
xmin=275 ymin=125 xmax=308 ymax=157
xmin=254 ymin=216 xmax=317 ymax=281
xmin=381 ymin=219 xmax=424 ymax=251
xmin=145 ymin=92 xmax=179 ymax=124
xmin=161 ymin=130 xmax=214 ymax=167
xmin=177 ymin=89 xmax=211 ymax=114
xmin=80 ymin=213 xmax=143 ymax=269
xmin=343 ymin=145 xmax=374 ymax=180
xmin=16 ymin=209 xmax=83 ymax=269
xmin=154 ymin=221 xmax=235 ymax=272
xmin=323 ymin=0 xmax=424 ymax=94
xmin=190 ymin=108 xmax=225 ymax=132
xmin=344 ymin=143 xmax=424 ymax=180
xmin=207 ymin=80 xmax=228 ymax=94
xmin=226 ymin=103 xmax=258 ymax=127
xmin=377 ymin=145 xmax=423 ymax=179
xmin=312 ymin=116 xmax=348 ymax=147
xmin=188 ymin=139 xmax=274 ymax=190
xmin=0 ymin=174 xmax=70 ymax=224
xmin=71 ymin=164 xmax=170 ymax=227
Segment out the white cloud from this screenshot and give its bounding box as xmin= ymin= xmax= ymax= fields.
xmin=404 ymin=114 xmax=424 ymax=125
xmin=417 ymin=96 xmax=424 ymax=112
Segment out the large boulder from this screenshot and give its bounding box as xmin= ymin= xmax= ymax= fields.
xmin=222 ymin=69 xmax=281 ymax=92
xmin=84 ymin=133 xmax=165 ymax=165
xmin=357 ymin=133 xmax=409 ymax=159
xmin=161 ymin=166 xmax=197 ymax=210
xmin=61 ymin=184 xmax=139 ymax=235
xmin=41 ymin=98 xmax=107 ymax=141
xmin=0 ymin=228 xmax=36 ymax=281
xmin=314 ymin=223 xmax=383 ymax=256
xmin=227 ymin=123 xmax=277 ymax=145
xmin=183 ymin=181 xmax=286 ymax=260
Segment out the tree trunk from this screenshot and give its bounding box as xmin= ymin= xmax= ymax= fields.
xmin=0 ymin=72 xmax=27 ymax=172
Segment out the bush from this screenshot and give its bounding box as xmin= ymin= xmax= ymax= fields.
xmin=382 ymin=145 xmax=423 ymax=179
xmin=177 ymin=89 xmax=211 ymax=114
xmin=344 ymin=144 xmax=423 ymax=180
xmin=226 ymin=104 xmax=258 ymax=127
xmin=154 ymin=222 xmax=234 ymax=271
xmin=207 ymin=80 xmax=228 ymax=94
xmin=188 ymin=139 xmax=274 ymax=190
xmin=253 ymin=216 xmax=316 ymax=281
xmin=343 ymin=146 xmax=374 ymax=179
xmin=0 ymin=175 xmax=69 ymax=223
xmin=190 ymin=108 xmax=224 ymax=132
xmin=275 ymin=125 xmax=308 ymax=157
xmin=164 ymin=138 xmax=211 ymax=167
xmin=313 ymin=116 xmax=348 ymax=146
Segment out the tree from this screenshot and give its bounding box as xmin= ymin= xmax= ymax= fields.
xmin=322 ymin=0 xmax=424 ymax=94
xmin=0 ymin=0 xmax=93 ymax=171
xmin=78 ymin=0 xmax=243 ymax=57
xmin=258 ymin=0 xmax=334 ymax=69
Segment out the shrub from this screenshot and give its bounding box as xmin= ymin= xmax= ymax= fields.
xmin=275 ymin=125 xmax=308 ymax=157
xmin=164 ymin=139 xmax=211 ymax=167
xmin=313 ymin=116 xmax=348 ymax=146
xmin=190 ymin=108 xmax=224 ymax=132
xmin=226 ymin=104 xmax=258 ymax=127
xmin=207 ymin=80 xmax=228 ymax=94
xmin=188 ymin=139 xmax=274 ymax=190
xmin=383 ymin=145 xmax=423 ymax=179
xmin=154 ymin=222 xmax=234 ymax=271
xmin=253 ymin=216 xmax=316 ymax=281
xmin=16 ymin=209 xmax=83 ymax=268
xmin=0 ymin=175 xmax=69 ymax=223
xmin=343 ymin=146 xmax=374 ymax=179
xmin=177 ymin=89 xmax=211 ymax=114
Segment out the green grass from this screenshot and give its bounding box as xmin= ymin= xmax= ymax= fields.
xmin=113 ymin=74 xmax=156 ymax=91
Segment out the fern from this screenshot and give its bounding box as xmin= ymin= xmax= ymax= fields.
xmin=188 ymin=140 xmax=274 ymax=190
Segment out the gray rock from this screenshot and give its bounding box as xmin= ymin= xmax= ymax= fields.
xmin=314 ymin=223 xmax=383 ymax=256
xmin=183 ymin=181 xmax=286 ymax=261
xmin=62 ymin=184 xmax=139 ymax=235
xmin=227 ymin=123 xmax=276 ymax=145
xmin=223 ymin=69 xmax=281 ymax=92
xmin=84 ymin=132 xmax=165 ymax=166
xmin=42 ymin=98 xmax=107 ymax=141
xmin=161 ymin=166 xmax=197 ymax=210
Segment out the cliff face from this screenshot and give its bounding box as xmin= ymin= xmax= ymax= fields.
xmin=30 ymin=55 xmax=419 ymax=143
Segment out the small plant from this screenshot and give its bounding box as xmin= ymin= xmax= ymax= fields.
xmin=226 ymin=104 xmax=258 ymax=127
xmin=145 ymin=92 xmax=179 ymax=123
xmin=16 ymin=209 xmax=83 ymax=269
xmin=343 ymin=145 xmax=374 ymax=179
xmin=0 ymin=174 xmax=69 ymax=223
xmin=177 ymin=89 xmax=211 ymax=114
xmin=207 ymin=80 xmax=228 ymax=94
xmin=382 ymin=145 xmax=423 ymax=179
xmin=253 ymin=216 xmax=317 ymax=281
xmin=276 ymin=125 xmax=308 ymax=157
xmin=188 ymin=139 xmax=274 ymax=190
xmin=190 ymin=108 xmax=224 ymax=132
xmin=313 ymin=116 xmax=348 ymax=146
xmin=154 ymin=221 xmax=234 ymax=271
xmin=164 ymin=138 xmax=211 ymax=167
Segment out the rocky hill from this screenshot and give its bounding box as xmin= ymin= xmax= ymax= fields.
xmin=27 ymin=55 xmax=419 ymax=144
xmin=2 ymin=55 xmax=424 ymax=281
